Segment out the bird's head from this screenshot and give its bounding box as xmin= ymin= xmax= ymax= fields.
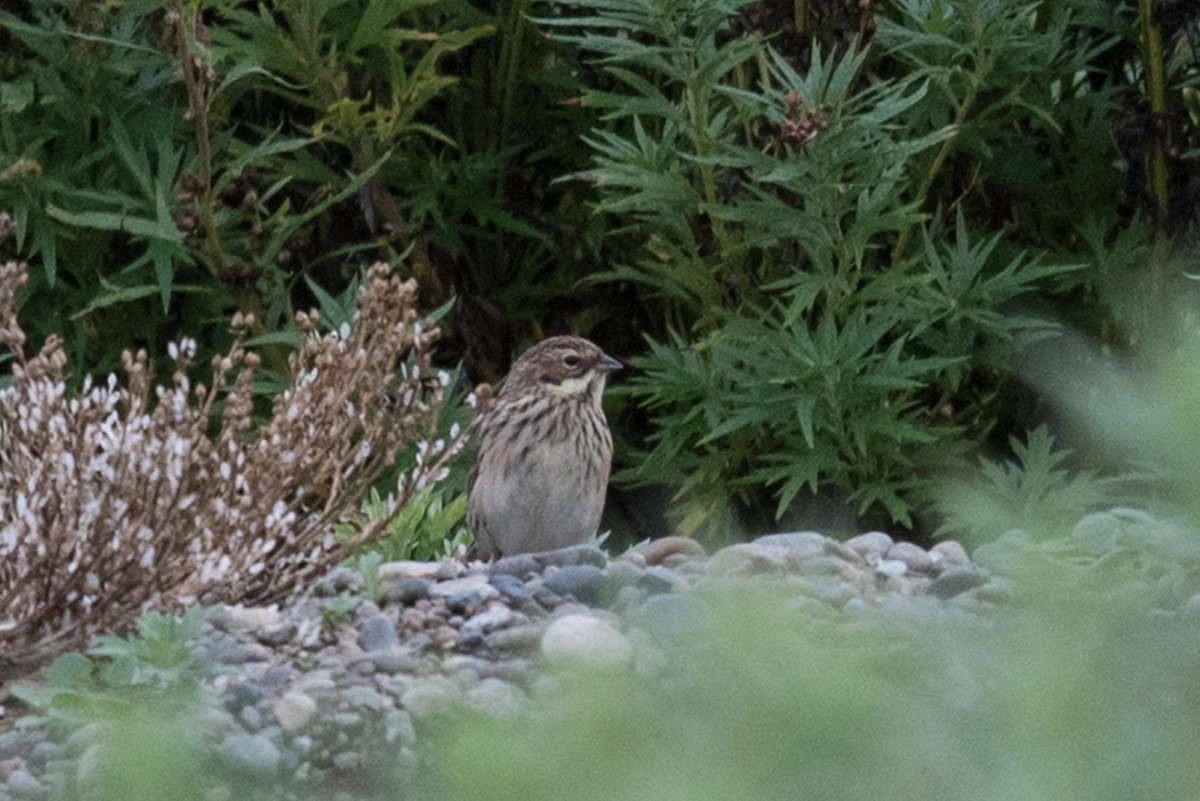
xmin=502 ymin=336 xmax=622 ymax=403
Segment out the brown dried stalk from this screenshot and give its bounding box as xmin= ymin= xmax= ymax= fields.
xmin=0 ymin=260 xmax=467 ymax=666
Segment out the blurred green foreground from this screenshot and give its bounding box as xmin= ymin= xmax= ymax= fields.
xmin=28 ymin=569 xmax=1200 ymax=801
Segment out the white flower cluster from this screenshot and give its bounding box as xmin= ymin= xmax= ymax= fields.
xmin=0 ymin=260 xmax=470 ymax=663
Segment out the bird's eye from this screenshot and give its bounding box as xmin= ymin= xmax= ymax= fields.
xmin=562 ymin=354 xmax=582 ymax=369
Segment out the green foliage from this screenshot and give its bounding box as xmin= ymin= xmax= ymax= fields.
xmin=630 ymin=313 xmax=960 ymax=533
xmin=974 ymin=508 xmax=1200 ymax=610
xmin=1026 ymin=320 xmax=1200 ymax=521
xmin=338 ymin=485 xmax=471 ymax=565
xmin=876 ymin=0 xmax=1123 ymax=251
xmin=429 ymin=578 xmax=1200 ymax=801
xmin=935 ymin=425 xmax=1132 ymax=543
xmin=0 ymin=0 xmax=505 ymax=381
xmin=2 ymin=0 xmax=1196 ymax=547
xmin=542 ymin=0 xmax=1152 ymax=537
xmin=11 ymin=607 xmax=215 ymax=730
xmin=0 ymin=1 xmax=206 ymax=374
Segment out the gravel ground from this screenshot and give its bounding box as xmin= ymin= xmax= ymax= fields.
xmin=0 ymin=530 xmax=1007 ymax=800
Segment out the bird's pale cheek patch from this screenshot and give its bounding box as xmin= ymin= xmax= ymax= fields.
xmin=548 ymin=375 xmax=592 ymax=396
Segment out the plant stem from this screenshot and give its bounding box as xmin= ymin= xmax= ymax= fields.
xmin=892 ymin=75 xmax=978 ymax=267
xmin=174 ymin=1 xmax=226 ymax=277
xmin=1138 ymin=0 xmax=1169 ymax=286
xmin=497 ymin=0 xmax=531 ymax=151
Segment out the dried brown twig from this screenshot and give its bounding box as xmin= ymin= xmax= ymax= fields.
xmin=0 ymin=258 xmax=467 ymax=666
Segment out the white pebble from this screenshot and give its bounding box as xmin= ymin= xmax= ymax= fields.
xmin=541 ymin=614 xmax=632 ymax=669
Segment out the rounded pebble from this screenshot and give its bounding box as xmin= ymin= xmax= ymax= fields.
xmin=274 ymin=691 xmax=319 ymax=732
xmin=541 ymin=614 xmax=633 ymax=669
xmin=931 ymin=540 xmax=970 ymax=564
xmin=5 ymin=770 xmax=45 ymax=800
xmin=844 ymin=531 xmax=894 ymax=556
xmin=639 ymin=536 xmax=707 ymax=565
xmin=929 ymin=566 xmax=989 ymax=600
xmin=885 ymin=542 xmax=933 ymax=574
xmin=543 ymin=565 xmax=609 ymax=606
xmin=358 ymin=613 xmax=400 ymax=651
xmin=2 ymin=514 xmax=1020 ymax=798
xmin=218 ymin=733 xmax=282 ymax=774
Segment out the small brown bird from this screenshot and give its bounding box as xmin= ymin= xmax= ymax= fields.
xmin=468 ymin=336 xmax=621 ymax=559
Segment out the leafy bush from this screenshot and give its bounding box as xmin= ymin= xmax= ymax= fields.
xmin=934 ymin=425 xmax=1136 ymax=543
xmin=548 ymin=0 xmax=1093 ymax=536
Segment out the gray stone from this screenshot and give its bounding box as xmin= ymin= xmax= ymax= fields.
xmin=429 ymin=574 xmax=498 ymax=602
xmin=541 ymin=614 xmax=632 ymax=669
xmin=381 ymin=577 xmax=431 ymax=606
xmin=1071 ymin=512 xmax=1124 ymax=555
xmin=973 ymin=529 xmax=1034 ymax=572
xmin=342 ymin=685 xmax=390 ymax=711
xmin=358 ymin=646 xmax=425 ymax=674
xmin=795 ymin=555 xmax=850 ymax=576
xmin=874 ymin=559 xmax=908 ymax=579
xmin=377 ymin=560 xmax=444 ymax=582
xmin=638 ymin=536 xmax=706 ymax=565
xmin=27 ymin=741 xmax=61 ymax=770
xmin=618 ymin=551 xmax=648 ymax=568
xmin=534 ymin=544 xmax=607 ymax=569
xmin=641 ymin=565 xmax=683 ymax=593
xmin=210 ymin=639 xmax=275 ymax=665
xmin=753 ymin=531 xmax=833 ymax=557
xmin=355 ymin=599 xmax=383 ymax=621
xmin=384 ymin=709 xmax=417 ymax=746
xmin=358 ymin=613 xmax=400 ymax=651
xmin=240 ymin=703 xmax=264 ymax=730
xmin=488 ymin=572 xmax=533 ymax=604
xmin=5 ymin=770 xmax=44 ymax=800
xmin=0 ymin=731 xmax=34 ymax=761
xmin=74 ymin=743 xmax=104 ymax=789
xmin=793 ymin=576 xmax=858 ymax=609
xmin=842 ymin=597 xmax=870 ymax=614
xmin=930 ymin=540 xmax=970 ymax=564
xmin=401 ymin=676 xmax=463 ymax=717
xmin=886 ymin=542 xmax=933 ymax=573
xmin=262 ymin=664 xmax=301 ymax=689
xmin=843 ymin=531 xmax=894 ymax=556
xmin=488 ymin=554 xmax=542 ymax=578
xmin=613 ymin=584 xmax=649 ymax=612
xmin=465 ymin=678 xmax=527 ymax=718
xmin=256 ymin=621 xmax=298 ymax=647
xmin=544 ymin=565 xmax=609 ymax=606
xmin=274 ymin=691 xmax=319 ymax=732
xmin=712 ymin=543 xmax=791 ymax=572
xmin=332 ymin=711 xmax=364 ymax=730
xmin=460 ymin=604 xmax=518 ymax=640
xmin=327 ymin=568 xmax=367 ymax=593
xmin=332 ymin=751 xmax=362 ymax=770
xmin=630 ymin=593 xmax=707 ymax=645
xmin=603 ymin=559 xmax=646 ymax=587
xmin=970 ymin=577 xmax=1013 ymax=606
xmin=224 ymin=680 xmax=269 ymax=713
xmin=211 ymin=605 xmax=282 ymax=635
xmin=219 ymin=733 xmax=282 ymax=773
xmin=929 ymin=566 xmax=988 ymax=600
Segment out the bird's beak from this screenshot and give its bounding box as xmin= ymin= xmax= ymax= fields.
xmin=598 ymin=352 xmax=623 ymax=372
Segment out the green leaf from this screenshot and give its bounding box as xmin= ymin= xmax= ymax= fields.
xmin=46 ymin=205 xmax=182 ymax=243
xmin=46 ymin=652 xmax=94 ymax=687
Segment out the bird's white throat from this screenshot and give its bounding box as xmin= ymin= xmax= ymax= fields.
xmin=549 ymin=374 xmax=594 ymax=397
